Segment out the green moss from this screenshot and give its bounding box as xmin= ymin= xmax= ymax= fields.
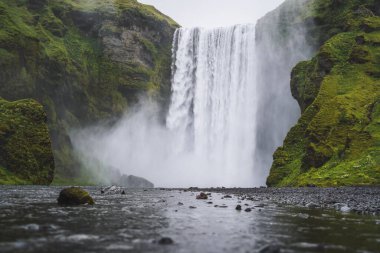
xmin=0 ymin=166 xmax=29 ymax=185
xmin=0 ymin=98 xmax=55 ymax=185
xmin=268 ymin=0 xmax=380 ymax=187
xmin=57 ymin=187 xmax=95 ymax=205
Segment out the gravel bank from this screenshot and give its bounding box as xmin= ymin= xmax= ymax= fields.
xmin=191 ymin=187 xmax=380 ymax=215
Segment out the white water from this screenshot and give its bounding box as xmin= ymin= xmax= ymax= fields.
xmin=166 ymin=25 xmax=257 ymax=186
xmin=72 ymin=5 xmax=312 ymax=187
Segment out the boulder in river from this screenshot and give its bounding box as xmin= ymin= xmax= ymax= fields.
xmin=196 ymin=192 xmax=208 ymax=200
xmin=57 ymin=187 xmax=94 ymax=206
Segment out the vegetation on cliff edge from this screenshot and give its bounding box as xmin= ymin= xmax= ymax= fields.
xmin=0 ymin=98 xmax=54 ymax=185
xmin=268 ymin=0 xmax=380 ymax=186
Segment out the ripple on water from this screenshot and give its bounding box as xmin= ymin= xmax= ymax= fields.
xmin=55 ymin=234 xmax=100 ymax=243
xmin=106 ymin=244 xmax=133 ymax=250
xmin=20 ymin=224 xmax=40 ymax=231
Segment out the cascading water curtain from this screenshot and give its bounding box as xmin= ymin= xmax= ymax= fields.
xmin=167 ymin=24 xmax=258 ymax=186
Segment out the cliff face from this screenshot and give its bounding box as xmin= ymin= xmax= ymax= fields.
xmin=0 ymin=98 xmax=54 ymax=185
xmin=267 ymin=0 xmax=380 ymax=186
xmin=0 ymin=0 xmax=178 ymax=181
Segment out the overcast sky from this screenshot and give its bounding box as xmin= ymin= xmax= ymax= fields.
xmin=138 ymin=0 xmax=285 ymax=28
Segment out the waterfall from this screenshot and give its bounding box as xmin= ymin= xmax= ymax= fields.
xmin=72 ymin=13 xmax=312 ymax=187
xmin=166 ymin=25 xmax=258 ymax=186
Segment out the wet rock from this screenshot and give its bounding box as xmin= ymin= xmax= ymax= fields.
xmin=340 ymin=205 xmax=351 ymax=213
xmin=223 ymin=195 xmax=232 ymax=198
xmin=245 ymin=208 xmax=252 ymax=212
xmin=57 ymin=187 xmax=94 ymax=206
xmin=189 ymin=206 xmax=197 ymax=209
xmin=196 ymin=192 xmax=208 ymax=200
xmin=207 ymin=201 xmax=213 ymax=204
xmin=306 ymin=202 xmax=319 ymax=208
xmin=178 ymin=202 xmax=184 ymax=206
xmin=236 ymin=205 xmax=242 ymax=211
xmin=259 ymin=245 xmax=282 ymax=253
xmin=158 ymin=237 xmax=174 ymax=245
xmin=121 ymin=190 xmax=126 ymax=195
xmin=101 ymin=186 xmax=125 ymax=194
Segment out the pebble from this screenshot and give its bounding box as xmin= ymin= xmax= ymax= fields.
xmin=236 ymin=205 xmax=242 ymax=211
xmin=158 ymin=237 xmax=174 ymax=245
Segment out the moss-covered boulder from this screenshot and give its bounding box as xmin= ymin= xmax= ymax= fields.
xmin=267 ymin=0 xmax=380 ymax=187
xmin=57 ymin=187 xmax=94 ymax=205
xmin=0 ymin=98 xmax=55 ymax=185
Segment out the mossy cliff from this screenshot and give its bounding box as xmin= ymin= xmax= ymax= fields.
xmin=0 ymin=0 xmax=178 ymax=182
xmin=0 ymin=98 xmax=54 ymax=184
xmin=267 ymin=0 xmax=380 ymax=186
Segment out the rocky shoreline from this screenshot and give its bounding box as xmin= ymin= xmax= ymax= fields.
xmin=184 ymin=187 xmax=380 ymax=215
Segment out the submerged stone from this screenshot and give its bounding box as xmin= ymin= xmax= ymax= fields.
xmin=57 ymin=187 xmax=94 ymax=206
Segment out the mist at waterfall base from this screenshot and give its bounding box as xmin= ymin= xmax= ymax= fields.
xmin=72 ymin=2 xmax=313 ymax=188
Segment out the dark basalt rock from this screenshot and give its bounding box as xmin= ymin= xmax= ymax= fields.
xmin=236 ymin=205 xmax=242 ymax=211
xmin=28 ymin=0 xmax=48 ymax=10
xmin=158 ymin=237 xmax=174 ymax=245
xmin=57 ymin=187 xmax=94 ymax=206
xmin=196 ymin=192 xmax=208 ymax=200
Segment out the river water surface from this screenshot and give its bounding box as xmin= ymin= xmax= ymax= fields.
xmin=0 ymin=186 xmax=379 ymax=253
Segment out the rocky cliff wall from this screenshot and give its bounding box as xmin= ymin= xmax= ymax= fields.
xmin=0 ymin=0 xmax=178 ymax=182
xmin=266 ymin=0 xmax=380 ymax=186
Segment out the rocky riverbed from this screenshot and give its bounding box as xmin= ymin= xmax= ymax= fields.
xmin=0 ymin=186 xmax=379 ymax=253
xmin=196 ymin=187 xmax=380 ymax=215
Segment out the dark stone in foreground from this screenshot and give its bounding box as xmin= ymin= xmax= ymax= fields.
xmin=57 ymin=187 xmax=94 ymax=206
xmin=236 ymin=205 xmax=242 ymax=211
xmin=158 ymin=237 xmax=174 ymax=245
